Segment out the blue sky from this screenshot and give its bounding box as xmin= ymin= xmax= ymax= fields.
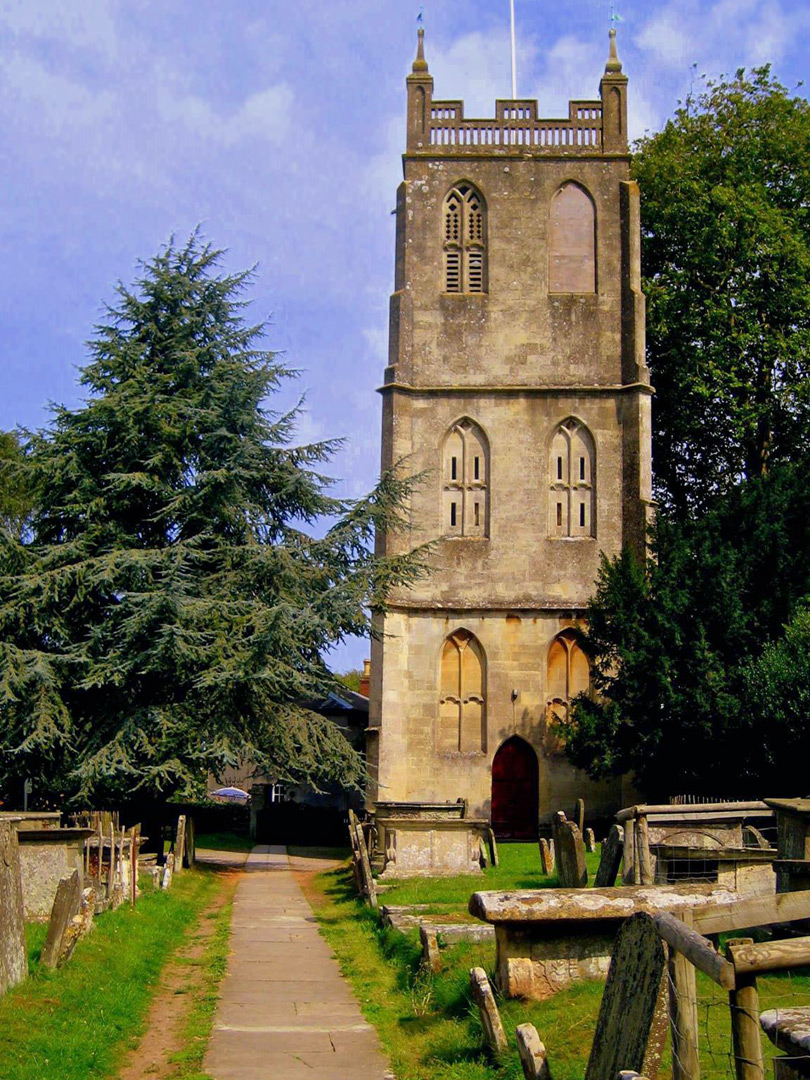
xmin=1 ymin=0 xmax=808 ymax=670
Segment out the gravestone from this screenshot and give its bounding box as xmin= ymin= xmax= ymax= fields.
xmin=0 ymin=821 xmax=27 ymax=995
xmin=162 ymin=852 xmax=175 ymax=890
xmin=595 ymin=824 xmax=624 ymax=888
xmin=539 ymin=838 xmax=555 ymax=876
xmin=575 ymin=799 xmax=585 ymax=834
xmin=41 ymin=869 xmax=82 ymax=968
xmin=174 ymin=816 xmax=187 ymax=875
xmin=57 ymin=886 xmax=95 ymax=967
xmin=556 ymin=820 xmax=588 ymax=888
xmin=517 ymin=1023 xmax=550 ymax=1080
xmin=585 ymin=828 xmax=596 ymax=853
xmin=470 ymin=967 xmax=508 ymax=1055
xmin=420 ymin=924 xmax=441 ymax=973
xmin=584 ymin=913 xmax=667 ymax=1080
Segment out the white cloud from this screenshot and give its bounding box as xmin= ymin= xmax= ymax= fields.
xmin=155 ymin=82 xmax=295 ymax=146
xmin=0 ymin=0 xmax=118 ymax=58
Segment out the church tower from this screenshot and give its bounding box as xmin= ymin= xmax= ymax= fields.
xmin=367 ymin=30 xmax=652 ymax=835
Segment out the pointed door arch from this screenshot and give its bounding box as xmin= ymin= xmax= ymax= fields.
xmin=491 ymin=736 xmax=539 ymax=840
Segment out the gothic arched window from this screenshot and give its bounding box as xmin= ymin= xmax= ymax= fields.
xmin=439 ymin=630 xmax=485 ymax=752
xmin=549 ymin=418 xmax=595 ymax=538
xmin=548 ymin=181 xmax=596 ymax=294
xmin=444 ymin=184 xmax=487 ymax=294
xmin=546 ymin=629 xmax=590 ymax=730
xmin=443 ymin=419 xmax=488 ymax=538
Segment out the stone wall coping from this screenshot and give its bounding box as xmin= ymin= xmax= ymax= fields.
xmin=650 ymin=845 xmax=776 ymax=862
xmin=760 ymin=1008 xmax=810 ymax=1055
xmin=764 ymin=799 xmax=810 ymax=817
xmin=469 ymin=884 xmax=740 ymax=923
xmin=17 ymin=828 xmax=95 ymax=843
xmin=377 ymin=817 xmax=489 ymax=831
xmin=0 ymin=811 xmax=61 ymax=824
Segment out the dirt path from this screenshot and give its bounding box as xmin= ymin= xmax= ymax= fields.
xmin=116 ymin=854 xmax=245 ymax=1080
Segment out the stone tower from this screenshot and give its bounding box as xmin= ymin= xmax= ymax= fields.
xmin=366 ymin=30 xmax=652 ymax=835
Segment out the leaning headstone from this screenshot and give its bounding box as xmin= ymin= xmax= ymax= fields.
xmin=480 ymin=836 xmax=491 ymax=868
xmin=0 ymin=821 xmax=28 ymax=994
xmin=57 ymin=886 xmax=95 ymax=967
xmin=556 ymin=820 xmax=588 ymax=888
xmin=595 ymin=824 xmax=624 ymax=888
xmin=517 ymin=1023 xmax=550 ymax=1080
xmin=470 ymin=967 xmax=508 ymax=1055
xmin=539 ymin=838 xmax=555 ymax=876
xmin=420 ymin=924 xmax=441 ymax=973
xmin=575 ymin=798 xmax=585 ymax=834
xmin=41 ymin=869 xmax=82 ymax=969
xmin=585 ymin=827 xmax=596 ymax=853
xmin=584 ymin=913 xmax=667 ymax=1080
xmin=161 ymin=852 xmax=175 ymax=890
xmin=487 ymin=826 xmax=500 ymax=868
xmin=174 ymin=815 xmax=187 ymax=875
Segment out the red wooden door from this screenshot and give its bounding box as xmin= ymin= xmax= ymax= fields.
xmin=491 ymin=737 xmax=539 ymax=840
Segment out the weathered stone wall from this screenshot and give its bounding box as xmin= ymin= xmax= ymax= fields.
xmin=370 ymin=608 xmax=622 ymax=822
xmin=369 ymin=39 xmax=652 ymax=828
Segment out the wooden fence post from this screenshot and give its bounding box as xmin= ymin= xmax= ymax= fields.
xmin=668 ymin=912 xmax=700 ymax=1080
xmin=726 ymin=938 xmax=764 ymax=1080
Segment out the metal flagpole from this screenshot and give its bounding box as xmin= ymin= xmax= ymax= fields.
xmin=509 ymin=0 xmax=517 ymax=98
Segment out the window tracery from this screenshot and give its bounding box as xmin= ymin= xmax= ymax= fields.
xmin=443 ymin=419 xmax=488 ymax=538
xmin=549 ymin=418 xmax=595 ymax=538
xmin=443 ymin=184 xmax=487 ymax=293
xmin=439 ymin=630 xmax=486 ymax=752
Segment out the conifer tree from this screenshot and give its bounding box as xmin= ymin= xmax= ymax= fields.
xmin=0 ymin=235 xmax=422 ymax=802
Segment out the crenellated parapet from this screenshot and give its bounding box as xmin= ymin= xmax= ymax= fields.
xmin=407 ymin=28 xmax=628 ymax=156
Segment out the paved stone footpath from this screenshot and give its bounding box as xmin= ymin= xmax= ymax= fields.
xmin=204 ymin=845 xmax=392 ymax=1080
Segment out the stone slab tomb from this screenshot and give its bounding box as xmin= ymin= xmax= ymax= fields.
xmin=469 ymin=882 xmax=740 ymax=1000
xmin=376 ymin=816 xmax=489 ymax=878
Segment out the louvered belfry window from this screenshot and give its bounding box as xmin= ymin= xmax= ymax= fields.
xmin=443 ymin=184 xmax=487 ymax=294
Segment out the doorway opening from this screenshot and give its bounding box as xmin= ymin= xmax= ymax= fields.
xmin=491 ymin=736 xmax=539 ymax=840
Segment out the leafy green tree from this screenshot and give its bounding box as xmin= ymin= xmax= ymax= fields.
xmin=336 ymin=669 xmax=363 ymax=693
xmin=0 ymin=431 xmax=37 ymax=538
xmin=0 ymin=235 xmax=423 ymax=803
xmin=740 ymin=603 xmax=810 ymax=793
xmin=560 ymin=465 xmax=810 ymax=797
xmin=633 ymin=67 xmax=810 ymax=515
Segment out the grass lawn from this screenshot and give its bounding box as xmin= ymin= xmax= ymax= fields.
xmin=195 ymin=830 xmax=254 ymax=852
xmin=301 ymin=845 xmax=810 ymax=1080
xmin=0 ymin=865 xmax=231 ymax=1080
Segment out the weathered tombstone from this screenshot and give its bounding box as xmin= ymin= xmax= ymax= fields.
xmin=174 ymin=815 xmax=187 ymax=875
xmin=584 ymin=913 xmax=667 ymax=1080
xmin=184 ymin=816 xmax=196 ymax=867
xmin=575 ymin=798 xmax=586 ymax=835
xmin=420 ymin=924 xmax=441 ymax=973
xmin=0 ymin=822 xmax=28 ymax=994
xmin=539 ymin=838 xmax=555 ymax=876
xmin=585 ymin=828 xmax=596 ymax=853
xmin=487 ymin=826 xmax=500 ymax=868
xmin=517 ymin=1023 xmax=550 ymax=1080
xmin=480 ymin=836 xmax=491 ymax=868
xmin=556 ymin=820 xmax=588 ymax=888
xmin=162 ymin=852 xmax=175 ymax=890
xmin=41 ymin=869 xmax=82 ymax=969
xmin=149 ymin=865 xmax=161 ymax=890
xmin=470 ymin=966 xmax=508 ymax=1055
xmin=57 ymin=886 xmax=95 ymax=967
xmin=595 ymin=824 xmax=624 ymax=888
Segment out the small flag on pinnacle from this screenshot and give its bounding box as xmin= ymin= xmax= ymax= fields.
xmin=417 ymin=7 xmax=424 ymax=25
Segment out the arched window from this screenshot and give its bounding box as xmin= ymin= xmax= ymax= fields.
xmin=546 ymin=629 xmax=590 ymax=729
xmin=549 ymin=418 xmax=595 ymax=538
xmin=443 ymin=419 xmax=488 ymax=538
xmin=443 ymin=184 xmax=487 ymax=293
xmin=548 ymin=182 xmax=596 ymax=293
xmin=439 ymin=630 xmax=485 ymax=752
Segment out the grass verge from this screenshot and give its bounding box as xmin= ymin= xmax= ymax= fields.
xmin=302 ymin=851 xmax=810 ymax=1080
xmin=195 ymin=831 xmax=253 ymax=853
xmin=0 ymin=866 xmax=228 ymax=1080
